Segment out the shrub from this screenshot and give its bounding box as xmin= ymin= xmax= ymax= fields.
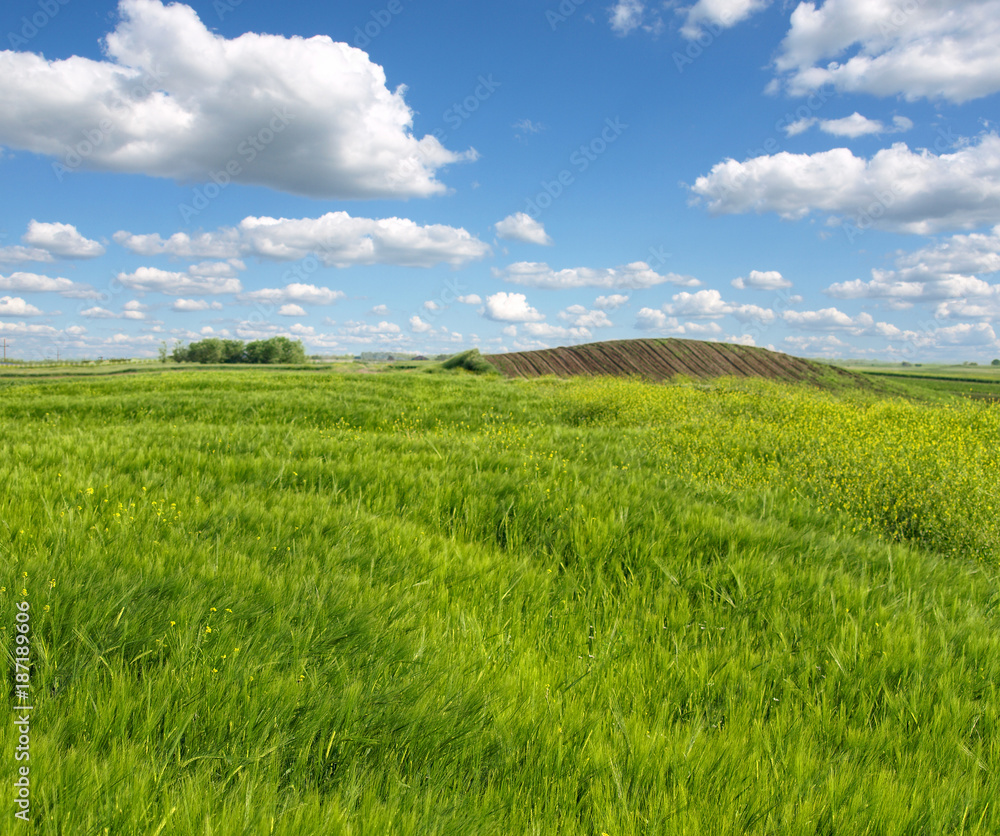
xmin=440 ymin=349 xmax=500 ymax=375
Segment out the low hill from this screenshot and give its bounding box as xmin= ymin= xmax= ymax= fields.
xmin=484 ymin=338 xmax=871 ymax=388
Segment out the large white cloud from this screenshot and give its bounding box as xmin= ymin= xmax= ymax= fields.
xmin=781 ymin=308 xmax=901 ymax=336
xmin=773 ymin=0 xmax=1000 ymax=103
xmin=826 ymin=225 xmax=1000 ymax=304
xmin=521 ymin=322 xmax=593 ymax=340
xmin=237 ymin=214 xmax=489 ymax=268
xmin=634 ymin=309 xmax=723 ymax=335
xmin=494 ymin=213 xmax=552 ymax=246
xmin=558 ymin=305 xmax=613 ymax=329
xmin=339 ymin=321 xmax=404 ymax=339
xmin=117 ymin=264 xmax=242 ymax=295
xmin=0 ymin=221 xmax=105 ymax=262
xmin=691 ymin=134 xmax=1000 ymax=234
xmin=934 ymin=298 xmax=1000 ymax=321
xmin=0 ymin=271 xmax=99 ymax=299
xmin=112 ymin=229 xmax=242 ymax=259
xmin=828 ymin=272 xmax=995 ymax=303
xmin=238 ymin=284 xmax=345 ymax=306
xmin=0 ymin=296 xmax=43 ymax=317
xmin=115 ymin=212 xmax=490 ymax=268
xmin=483 ymin=292 xmax=545 ymax=323
xmin=0 ymin=0 xmax=473 ymax=198
xmin=494 ymin=261 xmax=699 ymax=289
xmin=0 ymin=321 xmax=61 ymax=336
xmin=22 ymin=221 xmax=105 ymax=258
xmin=665 ymin=289 xmax=776 ymax=322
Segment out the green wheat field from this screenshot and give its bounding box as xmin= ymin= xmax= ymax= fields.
xmin=2 ymin=367 xmax=999 ymax=834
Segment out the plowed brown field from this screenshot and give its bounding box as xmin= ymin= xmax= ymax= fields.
xmin=484 ymin=338 xmax=870 ymax=387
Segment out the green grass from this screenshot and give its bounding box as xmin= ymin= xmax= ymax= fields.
xmin=842 ymin=363 xmax=1000 ymax=401
xmin=1 ymin=371 xmax=999 ymax=834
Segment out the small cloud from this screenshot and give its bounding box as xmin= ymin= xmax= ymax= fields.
xmin=732 ymin=270 xmax=792 ymax=290
xmin=513 ymin=119 xmax=545 ymax=142
xmin=278 ymin=304 xmax=307 ymax=317
xmin=594 ymin=294 xmax=629 ymax=310
xmin=173 ymin=298 xmax=212 ymax=312
xmin=784 ymin=112 xmax=915 ymax=139
xmin=609 ymin=0 xmax=661 ymax=35
xmin=80 ymin=306 xmax=117 ymax=319
xmin=783 ymin=117 xmax=817 ymax=137
xmin=495 ymin=213 xmax=553 ymax=246
xmin=558 ymin=304 xmax=613 ymax=328
xmin=483 ymin=292 xmax=545 ymax=323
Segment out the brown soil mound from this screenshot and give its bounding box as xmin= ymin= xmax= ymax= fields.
xmin=484 ymin=338 xmax=870 ymax=388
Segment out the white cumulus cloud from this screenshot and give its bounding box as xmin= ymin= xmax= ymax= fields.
xmin=0 ymin=271 xmax=99 ymax=299
xmin=0 ymin=221 xmax=105 ymax=262
xmin=116 ymin=213 xmax=489 ymax=268
xmin=666 ymin=289 xmax=776 ymax=322
xmin=494 ymin=213 xmax=553 ymax=246
xmin=483 ymin=292 xmax=545 ymax=323
xmin=0 ymin=0 xmax=474 ymax=198
xmin=238 ymin=283 xmax=345 ymax=306
xmin=172 ymin=298 xmax=221 ymax=311
xmin=732 ymin=270 xmax=791 ymax=290
xmin=773 ymin=0 xmax=1000 ymax=103
xmin=594 ymin=294 xmax=630 ymax=309
xmin=558 ymin=305 xmax=613 ymax=329
xmin=0 ymin=296 xmax=43 ymax=317
xmin=681 ymin=0 xmax=772 ymax=40
xmin=691 ymin=133 xmax=1000 ymax=234
xmin=522 ymin=322 xmax=592 ymax=340
xmin=826 ymin=225 xmax=1000 ymax=304
xmin=117 ymin=264 xmax=242 ymax=295
xmin=22 ymin=221 xmax=105 ymax=258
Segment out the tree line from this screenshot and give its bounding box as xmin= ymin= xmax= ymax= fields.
xmin=170 ymin=336 xmax=307 ymax=364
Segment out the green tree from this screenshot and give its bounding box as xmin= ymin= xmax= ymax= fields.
xmin=993 ymin=358 xmax=1000 ymax=366
xmin=244 ymin=337 xmax=306 ymax=364
xmin=274 ymin=336 xmax=306 ymax=363
xmin=187 ymin=338 xmax=225 ymax=364
xmin=221 ymin=340 xmax=246 ymax=363
xmin=244 ymin=338 xmax=280 ymax=364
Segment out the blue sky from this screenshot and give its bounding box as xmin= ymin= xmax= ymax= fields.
xmin=1 ymin=0 xmax=999 ymax=361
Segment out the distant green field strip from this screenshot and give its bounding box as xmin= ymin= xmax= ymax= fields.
xmin=861 ymin=370 xmax=1000 ymax=385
